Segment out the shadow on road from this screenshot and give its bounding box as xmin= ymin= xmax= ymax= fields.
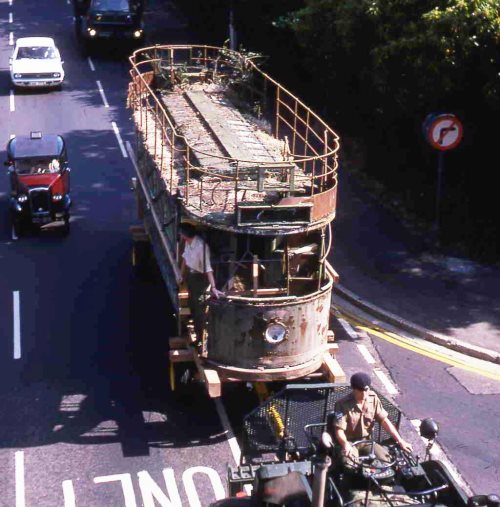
xmin=0 ymin=128 xmax=226 ymax=457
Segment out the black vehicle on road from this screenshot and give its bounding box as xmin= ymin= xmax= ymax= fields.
xmin=5 ymin=132 xmax=72 ymax=236
xmin=74 ymin=0 xmax=145 ymax=52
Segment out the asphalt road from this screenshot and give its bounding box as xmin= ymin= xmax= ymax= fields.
xmin=0 ymin=1 xmax=233 ymax=506
xmin=0 ymin=1 xmax=498 ymax=506
xmin=331 ymin=150 xmax=500 ymax=494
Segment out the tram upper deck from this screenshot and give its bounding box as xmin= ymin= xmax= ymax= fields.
xmin=128 ymin=45 xmax=340 ymax=235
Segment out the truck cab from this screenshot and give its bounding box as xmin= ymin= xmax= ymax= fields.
xmin=74 ymin=0 xmax=144 ymax=50
xmin=5 ymin=131 xmax=72 ymax=236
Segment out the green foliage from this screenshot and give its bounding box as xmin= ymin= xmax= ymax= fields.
xmin=276 ymin=0 xmax=499 ymax=259
xmin=283 ymin=0 xmax=499 ymax=114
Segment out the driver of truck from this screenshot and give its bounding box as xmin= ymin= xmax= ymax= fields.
xmin=330 ymin=372 xmax=412 ymax=469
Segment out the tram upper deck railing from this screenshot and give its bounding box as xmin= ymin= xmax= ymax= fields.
xmin=128 ymin=45 xmax=340 ymax=231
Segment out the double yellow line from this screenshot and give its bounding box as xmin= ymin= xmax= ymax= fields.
xmin=338 ymin=310 xmax=500 ymax=382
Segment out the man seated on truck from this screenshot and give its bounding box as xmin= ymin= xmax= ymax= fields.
xmin=179 ymin=223 xmax=224 ymax=340
xmin=330 ymin=372 xmax=412 ymax=470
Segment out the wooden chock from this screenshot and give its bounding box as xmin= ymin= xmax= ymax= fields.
xmin=169 ymin=337 xmax=187 ymax=349
xmin=169 ymin=349 xmax=194 ymax=363
xmin=192 ymin=352 xmax=221 ymax=398
xmin=130 ymin=225 xmax=149 ymax=242
xmin=321 ymin=352 xmax=346 ymax=383
xmin=180 ymin=307 xmax=191 ymax=317
xmin=327 ymin=343 xmax=339 ymax=355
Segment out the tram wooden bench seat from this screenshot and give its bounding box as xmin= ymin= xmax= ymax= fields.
xmin=159 ymin=65 xmax=210 ymax=83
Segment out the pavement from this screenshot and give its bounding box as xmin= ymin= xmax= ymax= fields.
xmin=330 ymin=165 xmax=500 ymax=365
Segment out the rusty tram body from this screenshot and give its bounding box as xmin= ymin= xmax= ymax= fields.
xmin=127 ymin=45 xmax=344 ymax=396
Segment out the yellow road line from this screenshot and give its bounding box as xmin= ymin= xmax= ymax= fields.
xmin=356 ymin=325 xmax=500 ymax=382
xmin=335 ymin=307 xmax=500 ymax=380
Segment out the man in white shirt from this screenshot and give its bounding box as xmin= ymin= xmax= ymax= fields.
xmin=179 ymin=223 xmax=224 ymax=340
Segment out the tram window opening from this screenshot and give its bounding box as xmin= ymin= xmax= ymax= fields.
xmin=209 ymin=231 xmax=325 ymax=297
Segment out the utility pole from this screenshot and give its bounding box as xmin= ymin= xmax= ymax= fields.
xmin=229 ymin=0 xmax=237 ymax=50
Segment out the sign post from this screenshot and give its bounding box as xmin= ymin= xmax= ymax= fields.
xmin=423 ymin=113 xmax=464 ymax=243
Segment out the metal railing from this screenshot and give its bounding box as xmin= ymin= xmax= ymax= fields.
xmin=128 ymin=45 xmax=340 ymax=221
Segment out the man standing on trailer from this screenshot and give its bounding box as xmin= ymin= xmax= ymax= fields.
xmin=331 ymin=372 xmax=412 ymax=468
xmin=179 ymin=223 xmax=224 ymax=340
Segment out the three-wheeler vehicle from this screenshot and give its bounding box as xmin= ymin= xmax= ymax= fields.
xmin=5 ymin=131 xmax=71 ymax=236
xmin=211 ymin=384 xmax=499 ymax=507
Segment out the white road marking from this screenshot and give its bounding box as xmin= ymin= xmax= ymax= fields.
xmin=9 ymin=12 xmax=13 ymax=23
xmin=214 ymin=397 xmax=241 ymax=464
xmin=373 ymin=368 xmax=398 ymax=395
xmin=15 ymin=451 xmax=25 ymax=507
xmin=10 ymin=89 xmax=15 ymax=111
xmin=9 ymin=31 xmax=14 ymax=45
xmin=357 ymin=343 xmax=376 ymax=364
xmin=112 ymin=122 xmax=128 ymax=158
xmin=183 ymin=467 xmax=225 ymax=507
xmin=13 ymin=291 xmax=21 ymax=359
xmin=88 ymin=56 xmax=95 ymax=71
xmin=96 ymin=80 xmax=109 ymax=107
xmin=62 ymin=480 xmax=76 ymax=507
xmin=338 ymin=317 xmax=358 ymax=339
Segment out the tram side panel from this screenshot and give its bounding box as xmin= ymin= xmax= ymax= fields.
xmin=133 ymin=134 xmax=180 ymax=312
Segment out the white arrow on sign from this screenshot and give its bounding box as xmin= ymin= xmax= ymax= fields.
xmin=428 ymin=114 xmax=463 ymax=151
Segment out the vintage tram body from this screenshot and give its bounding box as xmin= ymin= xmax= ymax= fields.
xmin=127 ymin=45 xmax=344 ymax=395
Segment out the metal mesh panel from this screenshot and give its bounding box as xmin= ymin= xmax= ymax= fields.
xmin=241 ymin=384 xmax=401 ymax=463
xmin=374 ymin=391 xmax=402 ymax=442
xmin=241 ymin=384 xmax=350 ymax=462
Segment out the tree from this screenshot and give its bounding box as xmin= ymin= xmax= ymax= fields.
xmin=282 ymin=0 xmax=498 ymax=119
xmin=280 ymin=0 xmax=499 ymax=259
